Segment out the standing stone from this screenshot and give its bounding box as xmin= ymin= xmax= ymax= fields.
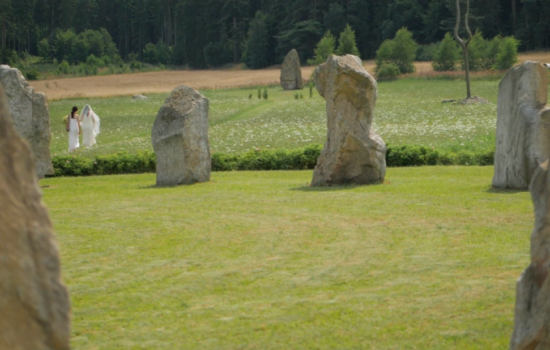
xmin=492 ymin=61 xmax=550 ymax=190
xmin=280 ymin=49 xmax=303 ymax=90
xmin=152 ymin=85 xmax=211 ymax=186
xmin=311 ymin=54 xmax=386 ymax=187
xmin=510 ymin=160 xmax=550 ymax=349
xmin=0 ymin=84 xmax=70 ymax=349
xmin=0 ymin=65 xmax=53 ymax=179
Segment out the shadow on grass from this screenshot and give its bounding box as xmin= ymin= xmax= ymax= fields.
xmin=291 ymin=183 xmax=383 ymax=192
xmin=139 ymin=180 xmax=217 ymax=189
xmin=485 ymin=187 xmax=527 ymax=195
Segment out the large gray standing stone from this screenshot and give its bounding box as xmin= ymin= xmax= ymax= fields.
xmin=492 ymin=61 xmax=550 ymax=190
xmin=280 ymin=49 xmax=303 ymax=90
xmin=152 ymin=85 xmax=211 ymax=186
xmin=0 ymin=65 xmax=53 ymax=179
xmin=0 ymin=83 xmax=70 ymax=349
xmin=510 ymin=160 xmax=550 ymax=349
xmin=311 ymin=54 xmax=386 ymax=187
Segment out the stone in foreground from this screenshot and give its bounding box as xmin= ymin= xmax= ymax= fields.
xmin=510 ymin=160 xmax=550 ymax=349
xmin=0 ymin=65 xmax=53 ymax=178
xmin=0 ymin=84 xmax=70 ymax=349
xmin=152 ymin=85 xmax=211 ymax=186
xmin=311 ymin=54 xmax=386 ymax=186
xmin=280 ymin=49 xmax=303 ymax=90
xmin=493 ymin=61 xmax=550 ymax=190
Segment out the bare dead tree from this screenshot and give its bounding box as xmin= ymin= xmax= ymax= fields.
xmin=454 ymin=0 xmax=473 ymax=99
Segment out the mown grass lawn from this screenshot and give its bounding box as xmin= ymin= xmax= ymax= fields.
xmin=48 ymin=78 xmax=506 ymax=158
xmin=42 ymin=167 xmax=531 ymax=349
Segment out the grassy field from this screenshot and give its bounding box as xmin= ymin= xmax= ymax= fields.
xmin=42 ymin=167 xmax=531 ymax=349
xmin=49 ymin=78 xmax=503 ymax=158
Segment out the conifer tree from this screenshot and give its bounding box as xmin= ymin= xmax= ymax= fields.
xmin=243 ymin=11 xmax=269 ymax=69
xmin=307 ymin=31 xmax=335 ymax=65
xmin=335 ymin=24 xmax=360 ymax=57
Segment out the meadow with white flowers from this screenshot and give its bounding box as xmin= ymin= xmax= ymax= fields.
xmin=49 ymin=78 xmax=502 ymax=158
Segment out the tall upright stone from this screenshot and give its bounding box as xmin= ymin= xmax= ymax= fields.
xmin=492 ymin=61 xmax=550 ymax=190
xmin=0 ymin=83 xmax=70 ymax=349
xmin=0 ymin=65 xmax=53 ymax=179
xmin=311 ymin=54 xmax=386 ymax=187
xmin=152 ymin=85 xmax=211 ymax=186
xmin=510 ymin=160 xmax=550 ymax=349
xmin=280 ymin=49 xmax=303 ymax=90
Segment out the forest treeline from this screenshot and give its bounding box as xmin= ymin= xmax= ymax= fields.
xmin=1 ymin=0 xmax=549 ymax=69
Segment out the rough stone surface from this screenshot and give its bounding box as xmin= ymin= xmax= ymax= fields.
xmin=493 ymin=61 xmax=550 ymax=190
xmin=280 ymin=49 xmax=303 ymax=90
xmin=311 ymin=54 xmax=386 ymax=187
xmin=152 ymin=85 xmax=211 ymax=186
xmin=0 ymin=84 xmax=70 ymax=349
xmin=510 ymin=160 xmax=550 ymax=350
xmin=0 ymin=65 xmax=53 ymax=179
xmin=132 ymin=94 xmax=148 ymax=100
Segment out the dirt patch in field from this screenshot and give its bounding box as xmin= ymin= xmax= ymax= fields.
xmin=33 ymin=52 xmax=550 ymax=100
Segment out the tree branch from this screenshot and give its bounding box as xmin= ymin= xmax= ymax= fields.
xmin=454 ymin=0 xmax=464 ymax=46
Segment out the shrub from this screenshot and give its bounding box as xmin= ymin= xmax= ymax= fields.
xmin=458 ymin=32 xmax=519 ymax=71
xmin=142 ymin=43 xmax=158 ymax=64
xmin=307 ymin=31 xmax=336 ymax=65
xmin=37 ymin=39 xmax=51 ymax=61
xmin=335 ymin=24 xmax=360 ymax=57
xmin=25 ymin=68 xmax=40 ymax=80
xmin=376 ymin=62 xmax=401 ymax=79
xmin=257 ymin=87 xmax=261 ymax=99
xmin=432 ymin=33 xmax=459 ymax=72
xmin=49 ymin=145 xmax=495 ymax=178
xmin=391 ymin=28 xmax=417 ymax=74
xmin=375 ymin=27 xmax=417 ymax=75
xmin=483 ymin=35 xmax=503 ymax=70
xmin=463 ymin=30 xmax=487 ymax=71
xmin=263 ymin=87 xmax=268 ymax=99
xmin=375 ymin=40 xmax=393 ymax=67
xmin=493 ymin=36 xmax=519 ymax=70
xmin=57 ymin=60 xmax=70 ymax=75
xmin=309 ymin=82 xmax=313 ymax=98
xmin=48 ymin=28 xmax=120 ymax=65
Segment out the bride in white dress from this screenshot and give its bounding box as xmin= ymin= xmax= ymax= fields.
xmin=68 ymin=106 xmax=81 ymax=152
xmin=80 ymin=104 xmax=101 ymax=148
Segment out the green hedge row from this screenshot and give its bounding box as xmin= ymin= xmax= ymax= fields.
xmin=50 ymin=144 xmax=494 ymax=177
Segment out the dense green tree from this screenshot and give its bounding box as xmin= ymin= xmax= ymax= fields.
xmin=0 ymin=0 xmax=548 ymax=68
xmin=243 ymin=11 xmax=269 ymax=69
xmin=335 ymin=24 xmax=360 ymax=57
xmin=307 ymin=31 xmax=335 ymax=65
xmin=392 ymin=27 xmax=417 ymax=73
xmin=493 ymin=36 xmax=519 ymax=70
xmin=375 ymin=27 xmax=417 ymax=74
xmin=323 ymin=3 xmax=346 ymax=39
xmin=275 ymin=20 xmax=323 ymax=63
xmin=432 ymin=32 xmax=459 ymax=71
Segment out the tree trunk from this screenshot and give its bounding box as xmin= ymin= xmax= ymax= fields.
xmin=462 ymin=52 xmax=472 ymax=101
xmin=454 ymin=0 xmax=473 ymax=99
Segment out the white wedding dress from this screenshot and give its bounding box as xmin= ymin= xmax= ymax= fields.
xmin=68 ymin=116 xmax=80 ymax=151
xmin=80 ymin=105 xmax=100 ymax=148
